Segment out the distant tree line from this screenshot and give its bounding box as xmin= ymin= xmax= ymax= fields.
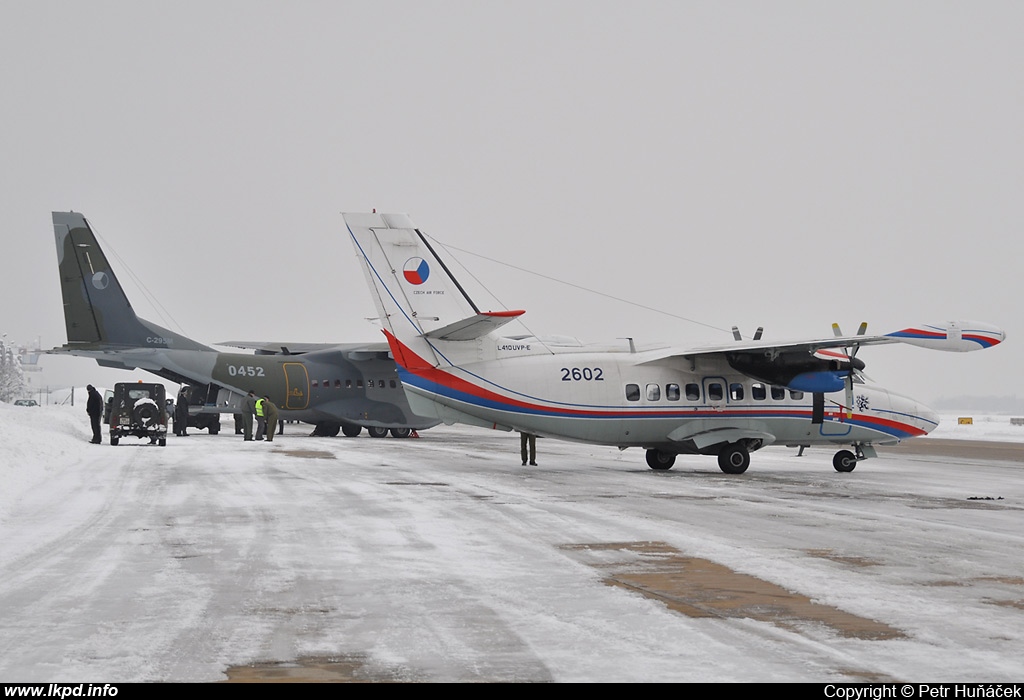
xmin=0 ymin=339 xmax=28 ymax=403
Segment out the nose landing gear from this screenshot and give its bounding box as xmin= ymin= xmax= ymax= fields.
xmin=833 ymin=443 xmax=876 ymax=472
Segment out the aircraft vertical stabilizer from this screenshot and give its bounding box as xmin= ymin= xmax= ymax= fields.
xmin=52 ymin=212 xmax=209 ymax=352
xmin=345 ymin=212 xmax=524 ymax=370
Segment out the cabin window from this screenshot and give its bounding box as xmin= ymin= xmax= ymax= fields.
xmin=771 ymin=386 xmax=786 ymax=401
xmin=685 ymin=383 xmax=700 ymax=401
xmin=790 ymin=390 xmax=804 ymax=400
xmin=666 ymin=383 xmax=680 ymax=401
xmin=335 ymin=380 xmax=342 ymax=388
xmin=729 ymin=383 xmax=744 ymax=401
xmin=646 ymin=383 xmax=661 ymax=401
xmin=378 ymin=379 xmax=385 ymax=388
xmin=311 ymin=380 xmax=319 ymax=388
xmin=751 ymin=383 xmax=766 ymax=400
xmin=625 ymin=384 xmax=640 ymax=401
xmin=390 ymin=380 xmax=397 ymax=388
xmin=707 ymin=383 xmax=723 ymax=401
xmin=356 ymin=379 xmax=364 ymax=388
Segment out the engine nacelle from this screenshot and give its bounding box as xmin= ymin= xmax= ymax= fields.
xmin=786 ymin=371 xmax=846 ymax=393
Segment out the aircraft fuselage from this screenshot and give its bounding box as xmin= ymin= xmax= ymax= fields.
xmin=67 ymin=345 xmax=436 ymax=429
xmin=397 ymin=340 xmax=937 ymax=452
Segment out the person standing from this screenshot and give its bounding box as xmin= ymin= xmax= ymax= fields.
xmin=174 ymin=387 xmax=190 ymax=436
xmin=241 ymin=390 xmax=257 ymax=441
xmin=520 ymin=431 xmax=537 ymax=466
xmin=86 ymin=384 xmax=103 ymax=444
xmin=254 ymin=395 xmax=267 ymax=441
xmin=262 ymin=396 xmax=279 ymax=443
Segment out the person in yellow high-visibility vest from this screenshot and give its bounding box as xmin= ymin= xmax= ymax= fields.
xmin=255 ymin=396 xmax=267 ymax=441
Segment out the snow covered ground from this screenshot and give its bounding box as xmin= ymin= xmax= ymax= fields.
xmin=1 ymin=403 xmax=1022 ymax=682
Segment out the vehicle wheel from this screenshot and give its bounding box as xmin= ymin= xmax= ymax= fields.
xmin=367 ymin=426 xmax=389 ymax=438
xmin=158 ymin=438 xmax=166 ymax=447
xmin=390 ymin=427 xmax=411 ymax=438
xmin=110 ymin=437 xmax=119 ymax=446
xmin=833 ymin=449 xmax=857 ymax=472
xmin=645 ymin=449 xmax=676 ymax=470
xmin=717 ymin=444 xmax=750 ymax=474
xmin=341 ymin=425 xmax=362 ymax=437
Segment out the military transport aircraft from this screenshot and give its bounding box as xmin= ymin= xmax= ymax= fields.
xmin=345 ymin=211 xmax=1006 ymax=473
xmin=51 ymin=211 xmax=437 ymax=437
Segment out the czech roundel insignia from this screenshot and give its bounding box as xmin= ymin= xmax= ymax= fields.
xmin=403 ymin=258 xmax=429 ymax=285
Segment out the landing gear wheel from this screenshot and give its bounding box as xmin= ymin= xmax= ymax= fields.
xmin=367 ymin=426 xmax=389 ymax=438
xmin=717 ymin=444 xmax=750 ymax=474
xmin=833 ymin=449 xmax=857 ymax=472
xmin=645 ymin=449 xmax=676 ymax=470
xmin=390 ymin=427 xmax=411 ymax=438
xmin=341 ymin=425 xmax=362 ymax=438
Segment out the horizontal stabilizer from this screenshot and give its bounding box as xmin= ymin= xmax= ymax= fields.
xmin=423 ymin=310 xmax=526 ymax=341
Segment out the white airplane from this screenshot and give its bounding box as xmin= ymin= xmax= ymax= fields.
xmin=344 ymin=212 xmax=1006 ymax=473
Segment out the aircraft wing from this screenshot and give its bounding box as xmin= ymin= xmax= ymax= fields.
xmin=640 ymin=321 xmax=1005 ymax=365
xmin=637 ymin=321 xmax=1004 ymax=395
xmin=218 ymin=340 xmax=392 ymax=356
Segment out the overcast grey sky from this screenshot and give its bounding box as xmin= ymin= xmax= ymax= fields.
xmin=2 ymin=1 xmax=1021 ymax=404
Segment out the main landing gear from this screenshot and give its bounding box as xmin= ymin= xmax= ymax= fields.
xmin=645 ymin=443 xmax=752 ymax=474
xmin=645 ymin=449 xmax=676 ymax=471
xmin=717 ymin=443 xmax=750 ymax=474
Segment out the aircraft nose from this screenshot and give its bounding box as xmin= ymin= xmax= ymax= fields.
xmin=916 ymin=401 xmax=940 ymax=435
xmin=885 ymin=389 xmax=940 ymax=436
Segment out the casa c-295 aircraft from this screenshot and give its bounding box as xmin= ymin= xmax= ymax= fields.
xmin=50 ymin=211 xmax=438 ymax=437
xmin=345 ymin=211 xmax=1005 ymax=473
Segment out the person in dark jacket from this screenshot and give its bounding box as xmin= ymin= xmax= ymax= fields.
xmin=262 ymin=396 xmax=279 ymax=443
xmin=242 ymin=390 xmax=257 ymax=441
xmin=174 ymin=387 xmax=190 ymax=436
xmin=86 ymin=384 xmax=103 ymax=444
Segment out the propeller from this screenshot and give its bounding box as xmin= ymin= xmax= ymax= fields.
xmin=731 ymin=326 xmax=764 ymax=341
xmin=831 ymin=322 xmax=867 ymax=417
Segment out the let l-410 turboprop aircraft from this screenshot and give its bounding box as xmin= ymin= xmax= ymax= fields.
xmin=345 ymin=212 xmax=1006 ymax=473
xmin=50 ymin=211 xmax=438 ymax=438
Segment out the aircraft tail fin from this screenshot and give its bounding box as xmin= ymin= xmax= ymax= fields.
xmin=52 ymin=212 xmax=210 ymax=352
xmin=345 ymin=212 xmax=523 ymax=368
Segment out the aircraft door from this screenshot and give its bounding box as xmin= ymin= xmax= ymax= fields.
xmin=283 ymin=362 xmax=310 ymax=410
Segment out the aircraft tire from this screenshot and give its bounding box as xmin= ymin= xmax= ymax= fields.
xmin=717 ymin=444 xmax=750 ymax=474
xmin=645 ymin=449 xmax=676 ymax=470
xmin=367 ymin=426 xmax=389 ymax=438
xmin=390 ymin=428 xmax=411 ymax=438
xmin=833 ymin=450 xmax=857 ymax=472
xmin=341 ymin=425 xmax=361 ymax=438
